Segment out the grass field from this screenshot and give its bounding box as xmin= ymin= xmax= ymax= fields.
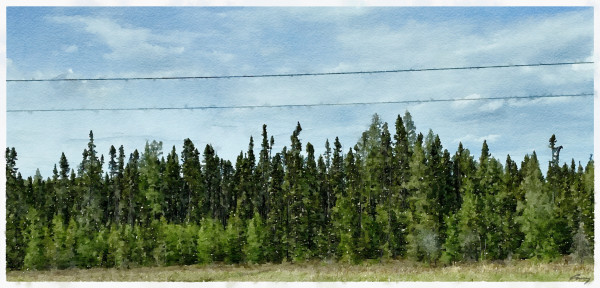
xmin=6 ymin=260 xmax=593 ymax=282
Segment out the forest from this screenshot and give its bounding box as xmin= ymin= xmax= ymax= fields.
xmin=5 ymin=111 xmax=594 ymax=271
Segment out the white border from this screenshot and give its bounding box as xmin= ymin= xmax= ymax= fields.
xmin=1 ymin=1 xmax=597 ymax=288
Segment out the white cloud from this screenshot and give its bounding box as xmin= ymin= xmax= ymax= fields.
xmin=451 ymin=94 xmax=504 ymax=112
xmin=64 ymin=44 xmax=78 ymax=53
xmin=451 ymin=93 xmax=482 ymax=109
xmin=479 ymin=99 xmax=504 ymax=112
xmin=455 ymin=134 xmax=501 ymax=144
xmin=50 ymin=16 xmax=195 ymax=61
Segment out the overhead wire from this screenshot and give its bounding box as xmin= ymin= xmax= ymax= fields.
xmin=6 ymin=93 xmax=594 ymax=113
xmin=5 ymin=61 xmax=593 ymax=82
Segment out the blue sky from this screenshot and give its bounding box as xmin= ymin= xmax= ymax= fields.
xmin=6 ymin=6 xmax=594 ymax=177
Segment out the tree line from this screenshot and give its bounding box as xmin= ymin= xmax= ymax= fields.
xmin=6 ymin=111 xmax=594 ymax=270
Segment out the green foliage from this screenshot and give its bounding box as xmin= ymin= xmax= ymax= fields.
xmin=516 ymin=154 xmax=559 ymax=261
xmin=6 ymin=119 xmax=594 ymax=271
xmin=245 ymin=213 xmax=266 ymax=263
xmin=224 ymin=214 xmax=245 ymax=264
xmin=197 ymin=218 xmax=225 ymax=264
xmin=571 ymin=222 xmax=592 ymax=264
xmin=441 ymin=214 xmax=461 ymax=264
xmin=457 ymin=190 xmax=481 ymax=261
xmin=23 ymin=208 xmax=48 ymax=270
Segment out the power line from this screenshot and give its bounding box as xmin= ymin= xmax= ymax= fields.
xmin=7 ymin=93 xmax=593 ymax=113
xmin=5 ymin=61 xmax=593 ymax=82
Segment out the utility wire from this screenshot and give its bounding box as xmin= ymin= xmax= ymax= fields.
xmin=5 ymin=61 xmax=593 ymax=82
xmin=7 ymin=93 xmax=593 ymax=113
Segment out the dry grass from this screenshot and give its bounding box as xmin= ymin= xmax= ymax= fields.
xmin=6 ymin=259 xmax=593 ymax=282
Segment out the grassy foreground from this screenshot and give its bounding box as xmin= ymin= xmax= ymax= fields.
xmin=7 ymin=260 xmax=593 ymax=282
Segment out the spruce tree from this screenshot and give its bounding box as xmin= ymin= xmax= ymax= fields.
xmin=203 ymin=144 xmax=222 ymax=220
xmin=163 ymin=146 xmax=183 ymax=223
xmin=181 ymin=139 xmax=203 ymax=223
xmin=6 ymin=147 xmax=27 ymax=270
xmin=23 ymin=208 xmax=48 ymax=270
xmin=256 ymin=124 xmax=272 ymax=219
xmin=265 ymin=152 xmax=286 ymax=263
xmin=245 ymin=212 xmax=266 ymax=263
xmin=139 ymin=141 xmax=164 ymax=225
xmin=197 ymin=217 xmax=225 ymax=264
xmin=516 ymin=152 xmax=559 ymax=261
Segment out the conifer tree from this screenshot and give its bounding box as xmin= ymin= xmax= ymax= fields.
xmin=406 ymin=133 xmax=439 ymax=263
xmin=256 ymin=124 xmax=272 ymax=219
xmin=224 ymin=213 xmax=245 ymax=264
xmin=403 ymin=110 xmax=417 ymax=151
xmin=6 ymin=147 xmax=27 ymax=270
xmin=23 ymin=208 xmax=48 ymax=270
xmin=113 ymin=145 xmax=126 ymax=224
xmin=219 ymin=159 xmax=235 ymax=226
xmin=517 ymin=152 xmax=559 ymax=261
xmin=163 ymin=146 xmax=183 ymax=223
xmin=236 ymin=138 xmax=257 ymax=221
xmin=265 ymin=152 xmax=286 ymax=263
xmin=456 ymin=189 xmax=481 ymax=261
xmin=245 ymin=212 xmax=266 ymax=263
xmin=123 ymin=150 xmax=140 ymax=226
xmin=139 ymin=141 xmax=164 ymax=225
xmin=181 ymin=139 xmax=203 ymax=223
xmin=304 ymin=142 xmax=320 ymax=258
xmin=328 ymin=137 xmax=344 ymax=257
xmin=197 ymin=218 xmax=225 ymax=264
xmin=80 ymin=131 xmax=104 ymax=230
xmin=203 ymin=144 xmax=222 ymax=220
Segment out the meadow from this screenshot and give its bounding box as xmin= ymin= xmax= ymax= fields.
xmin=7 ymin=259 xmax=593 ymax=282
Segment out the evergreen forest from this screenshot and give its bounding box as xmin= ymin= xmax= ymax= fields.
xmin=5 ymin=111 xmax=594 ymax=271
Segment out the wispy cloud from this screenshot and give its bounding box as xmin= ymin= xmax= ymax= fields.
xmin=64 ymin=44 xmax=78 ymax=53
xmin=451 ymin=94 xmax=504 ymax=113
xmin=50 ymin=15 xmax=196 ymax=62
xmin=455 ymin=134 xmax=501 ymax=144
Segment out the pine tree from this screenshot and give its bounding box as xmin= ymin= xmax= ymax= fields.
xmin=570 ymin=222 xmax=592 ymax=264
xmin=315 ymin=154 xmax=330 ymax=258
xmin=256 ymin=124 xmax=272 ymax=219
xmin=114 ymin=145 xmax=126 ymax=225
xmin=236 ymin=138 xmax=257 ymax=221
xmin=245 ymin=212 xmax=266 ymax=263
xmin=389 ymin=115 xmax=411 ymax=258
xmin=219 ymin=159 xmax=235 ymax=226
xmin=304 ymin=142 xmax=320 ymax=258
xmin=163 ymin=146 xmax=183 ymax=223
xmin=457 ymin=190 xmax=481 ymax=261
xmin=441 ymin=213 xmax=461 ymax=264
xmin=6 ymin=147 xmax=27 ymax=270
xmin=284 ymin=122 xmax=311 ymax=261
xmin=333 ymin=148 xmax=362 ymax=263
xmin=265 ymin=152 xmax=286 ymax=263
xmin=405 ymin=133 xmax=439 ymax=263
xmin=516 ymin=152 xmax=559 ymax=261
xmin=328 ymin=137 xmax=344 ymax=257
xmin=23 ymin=208 xmax=48 ymax=270
xmin=581 ymin=160 xmax=594 ymax=246
xmin=203 ymin=144 xmax=222 ymax=220
xmin=50 ymin=215 xmax=74 ymax=269
xmin=546 ymin=135 xmax=574 ymax=255
xmin=139 ymin=140 xmax=164 ymax=226
xmin=123 ymin=150 xmax=140 ymax=226
xmin=197 ymin=217 xmax=225 ymax=264
xmin=499 ymin=154 xmax=522 ymax=259
xmin=79 ymin=130 xmax=104 ymax=231
xmin=181 ymin=139 xmax=203 ymax=223
xmin=224 ymin=213 xmax=245 ymax=264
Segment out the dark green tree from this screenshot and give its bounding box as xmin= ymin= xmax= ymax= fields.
xmin=181 ymin=139 xmax=203 ymax=223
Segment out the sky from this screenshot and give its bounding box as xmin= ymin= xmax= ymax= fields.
xmin=5 ymin=6 xmax=595 ymax=178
